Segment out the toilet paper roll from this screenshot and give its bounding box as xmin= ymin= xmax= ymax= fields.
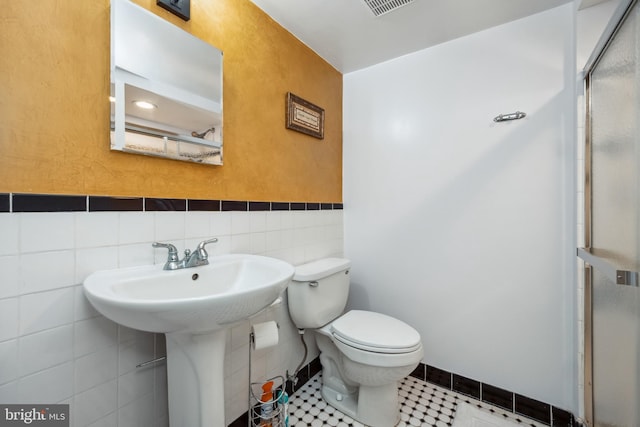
xmin=251 ymin=321 xmax=279 ymax=350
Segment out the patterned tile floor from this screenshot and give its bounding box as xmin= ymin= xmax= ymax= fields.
xmin=288 ymin=373 xmax=546 ymax=427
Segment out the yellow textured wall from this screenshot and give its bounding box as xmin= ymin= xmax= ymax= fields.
xmin=0 ymin=0 xmax=342 ymax=202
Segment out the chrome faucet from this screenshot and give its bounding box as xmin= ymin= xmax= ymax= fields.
xmin=153 ymin=238 xmax=218 ymax=270
xmin=184 ymin=238 xmax=218 ymax=268
xmin=152 ymin=242 xmax=181 ymax=270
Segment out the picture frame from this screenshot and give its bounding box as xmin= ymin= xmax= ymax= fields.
xmin=286 ymin=92 xmax=325 ymax=139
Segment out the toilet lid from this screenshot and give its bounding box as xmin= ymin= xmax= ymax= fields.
xmin=331 ymin=310 xmax=422 ymax=354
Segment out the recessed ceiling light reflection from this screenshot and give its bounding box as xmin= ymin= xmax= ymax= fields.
xmin=133 ymin=100 xmax=157 ymax=110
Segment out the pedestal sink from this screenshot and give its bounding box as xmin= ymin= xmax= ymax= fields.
xmin=83 ymin=253 xmax=294 ymax=427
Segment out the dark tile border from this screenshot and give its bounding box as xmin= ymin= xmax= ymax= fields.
xmin=0 ymin=194 xmax=9 ymax=212
xmin=426 ymin=365 xmax=452 ymax=389
xmin=271 ymin=202 xmax=290 ymax=211
xmin=483 ymin=383 xmax=513 ymax=412
xmin=12 ymin=193 xmax=86 ymax=212
xmin=409 ymin=363 xmax=425 ymax=381
xmin=222 ymin=200 xmax=247 ymax=211
xmin=249 ymin=201 xmax=270 ymax=211
xmin=228 ymin=412 xmax=248 ymax=427
xmin=412 ymin=363 xmax=578 ymax=426
xmin=552 ymin=406 xmax=575 ymax=426
xmin=89 ymin=196 xmax=143 ymax=212
xmin=0 ymin=194 xmax=343 ymax=213
xmin=145 ymin=198 xmax=187 ymax=211
xmin=516 ymin=394 xmax=551 ymax=424
xmin=309 ymin=356 xmax=322 ymax=377
xmin=187 ymin=199 xmax=220 ymax=211
xmin=453 ymin=374 xmax=481 ymax=400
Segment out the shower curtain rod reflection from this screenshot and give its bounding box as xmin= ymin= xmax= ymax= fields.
xmin=111 ymin=122 xmax=222 ymax=148
xmin=493 ymin=111 xmax=526 ymax=122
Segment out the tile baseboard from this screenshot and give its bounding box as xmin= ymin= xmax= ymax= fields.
xmin=410 ymin=363 xmax=579 ymax=427
xmin=233 ymin=359 xmax=579 ymax=427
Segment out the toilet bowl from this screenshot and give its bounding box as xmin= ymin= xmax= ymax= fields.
xmin=287 ymin=258 xmax=423 ymax=427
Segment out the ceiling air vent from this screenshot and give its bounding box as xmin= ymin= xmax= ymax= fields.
xmin=362 ymin=0 xmax=415 ymax=17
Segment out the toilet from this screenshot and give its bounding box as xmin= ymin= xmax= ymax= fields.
xmin=287 ymin=258 xmax=424 ymax=427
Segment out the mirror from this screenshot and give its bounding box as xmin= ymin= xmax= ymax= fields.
xmin=110 ymin=0 xmax=223 ymax=165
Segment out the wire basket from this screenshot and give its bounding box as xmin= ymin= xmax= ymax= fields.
xmin=249 ymin=375 xmax=286 ymax=427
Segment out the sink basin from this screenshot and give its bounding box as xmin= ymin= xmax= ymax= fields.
xmin=83 ymin=254 xmax=294 ymax=334
xmin=84 ymin=252 xmax=294 ymax=427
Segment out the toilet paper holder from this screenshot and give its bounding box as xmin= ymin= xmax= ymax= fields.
xmin=248 ymin=321 xmax=287 ymax=427
xmin=250 ymin=321 xmax=280 ymax=350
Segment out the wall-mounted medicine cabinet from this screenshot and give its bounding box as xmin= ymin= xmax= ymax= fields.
xmin=110 ymin=0 xmax=223 ymax=165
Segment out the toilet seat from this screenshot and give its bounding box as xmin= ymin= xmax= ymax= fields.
xmin=331 ymin=310 xmax=422 ymax=354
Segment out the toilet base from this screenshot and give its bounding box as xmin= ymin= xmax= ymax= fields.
xmin=321 ymin=381 xmax=401 ymax=427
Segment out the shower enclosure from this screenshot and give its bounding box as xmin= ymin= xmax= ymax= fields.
xmin=581 ymin=0 xmax=640 ymax=425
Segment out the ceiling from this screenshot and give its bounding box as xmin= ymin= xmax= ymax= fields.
xmin=249 ymin=0 xmax=610 ymax=73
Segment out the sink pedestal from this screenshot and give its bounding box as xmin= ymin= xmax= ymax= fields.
xmin=166 ymin=329 xmax=228 ymax=427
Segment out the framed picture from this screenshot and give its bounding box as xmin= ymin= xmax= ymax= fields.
xmin=286 ymin=92 xmax=324 ymax=139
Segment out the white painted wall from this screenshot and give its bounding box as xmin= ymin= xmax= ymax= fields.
xmin=343 ymin=4 xmax=577 ymax=410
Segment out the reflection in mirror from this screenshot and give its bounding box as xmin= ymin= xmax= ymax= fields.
xmin=110 ymin=0 xmax=223 ymax=165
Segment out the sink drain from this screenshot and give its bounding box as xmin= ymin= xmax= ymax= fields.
xmin=192 ymin=273 xmax=199 ymax=281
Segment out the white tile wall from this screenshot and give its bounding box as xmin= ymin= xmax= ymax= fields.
xmin=0 ymin=256 xmax=19 ymax=299
xmin=19 ymin=287 xmax=74 ymax=335
xmin=0 ymin=339 xmax=19 ymax=384
xmin=0 ymin=208 xmax=343 ymax=426
xmin=17 ymin=362 xmax=74 ymax=403
xmin=0 ymin=298 xmax=18 ymax=341
xmin=0 ymin=215 xmax=19 ymax=256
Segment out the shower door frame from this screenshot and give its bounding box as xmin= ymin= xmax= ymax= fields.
xmin=582 ymin=0 xmax=638 ymax=425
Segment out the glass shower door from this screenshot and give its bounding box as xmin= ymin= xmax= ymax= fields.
xmin=585 ymin=1 xmax=640 ymax=425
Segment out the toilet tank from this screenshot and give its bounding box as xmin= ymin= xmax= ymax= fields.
xmin=287 ymin=258 xmax=351 ymax=329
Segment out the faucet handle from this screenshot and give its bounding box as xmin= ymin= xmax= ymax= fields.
xmin=197 ymin=238 xmax=219 ymax=251
xmin=152 ymin=242 xmax=179 ymax=262
xmin=196 ymin=238 xmax=218 ymax=260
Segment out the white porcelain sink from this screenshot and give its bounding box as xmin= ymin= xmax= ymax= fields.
xmin=84 ymin=253 xmax=294 ymax=334
xmin=83 ymin=253 xmax=294 ymax=427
